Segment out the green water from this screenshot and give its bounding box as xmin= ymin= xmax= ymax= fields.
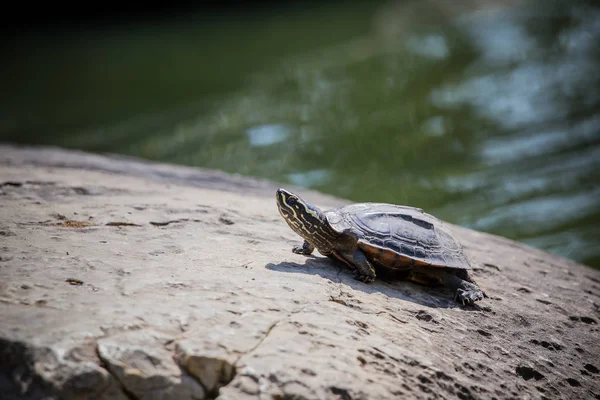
xmin=1 ymin=0 xmax=599 ymax=268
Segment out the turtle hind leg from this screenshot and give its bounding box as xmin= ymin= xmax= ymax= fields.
xmin=293 ymin=240 xmax=314 ymax=255
xmin=462 ymin=272 xmax=488 ymax=299
xmin=436 ymin=269 xmax=485 ymax=305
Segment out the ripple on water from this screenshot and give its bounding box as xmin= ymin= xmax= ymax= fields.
xmin=472 ymin=188 xmax=600 ymax=235
xmin=480 ymin=116 xmax=600 ymax=166
xmin=246 ymin=124 xmax=291 ymax=147
xmin=287 ymin=170 xmax=331 ymax=188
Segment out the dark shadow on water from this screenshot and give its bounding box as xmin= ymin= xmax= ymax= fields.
xmin=265 ymin=257 xmax=484 ymax=311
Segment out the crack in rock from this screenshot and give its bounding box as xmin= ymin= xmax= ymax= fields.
xmin=235 ymin=320 xmax=280 ymax=365
xmin=175 ymin=319 xmax=282 ymax=399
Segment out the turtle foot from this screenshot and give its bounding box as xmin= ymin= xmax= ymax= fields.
xmin=454 ymin=288 xmax=484 ymax=305
xmin=292 ymin=245 xmax=312 ymax=255
xmin=353 ymin=271 xmax=375 ymax=284
xmin=292 ymin=240 xmax=315 ymax=255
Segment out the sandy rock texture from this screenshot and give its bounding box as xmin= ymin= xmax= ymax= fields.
xmin=0 ymin=144 xmax=599 ymax=400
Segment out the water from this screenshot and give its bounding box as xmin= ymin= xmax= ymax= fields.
xmin=1 ymin=0 xmax=599 ymax=269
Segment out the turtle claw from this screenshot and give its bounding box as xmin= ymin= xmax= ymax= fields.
xmin=363 ymin=276 xmax=375 ymax=283
xmin=292 ymin=245 xmax=305 ymax=254
xmin=454 ymin=288 xmax=484 ymax=306
xmin=353 ymin=271 xmax=375 ymax=284
xmin=292 ymin=240 xmax=315 ymax=255
xmin=292 ymin=243 xmax=314 ymax=255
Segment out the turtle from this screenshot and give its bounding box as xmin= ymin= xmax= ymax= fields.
xmin=275 ymin=188 xmax=486 ymax=305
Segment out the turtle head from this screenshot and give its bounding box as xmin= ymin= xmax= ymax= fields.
xmin=276 ymin=188 xmax=337 ymax=250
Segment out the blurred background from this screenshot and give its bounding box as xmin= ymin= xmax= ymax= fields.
xmin=1 ymin=0 xmax=599 ymax=269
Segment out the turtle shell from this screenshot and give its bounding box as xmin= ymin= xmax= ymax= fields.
xmin=324 ymin=203 xmax=471 ymax=270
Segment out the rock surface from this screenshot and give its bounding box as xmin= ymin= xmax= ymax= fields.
xmin=1 ymin=144 xmax=599 ymax=400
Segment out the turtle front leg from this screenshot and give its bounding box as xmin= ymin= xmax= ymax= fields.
xmin=437 ymin=271 xmax=484 ymax=305
xmin=347 ymin=250 xmax=376 ymax=283
xmin=292 ymin=240 xmax=314 ymax=255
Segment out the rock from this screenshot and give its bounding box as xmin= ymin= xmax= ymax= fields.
xmin=1 ymin=144 xmax=599 ymax=400
xmin=174 ymin=312 xmax=280 ymax=396
xmin=175 ymin=341 xmax=235 ymax=397
xmin=96 ymin=330 xmax=205 ymax=399
xmin=0 ymin=337 xmax=127 ymax=400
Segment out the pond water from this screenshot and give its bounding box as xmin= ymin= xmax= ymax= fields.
xmin=1 ymin=0 xmax=599 ymax=269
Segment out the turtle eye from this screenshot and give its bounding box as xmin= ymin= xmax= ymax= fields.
xmin=287 ymin=195 xmax=298 ymax=205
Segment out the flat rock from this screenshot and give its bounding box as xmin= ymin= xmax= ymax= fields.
xmin=0 ymin=144 xmax=599 ymax=400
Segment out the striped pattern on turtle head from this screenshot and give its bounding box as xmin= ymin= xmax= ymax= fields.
xmin=276 ymin=188 xmax=338 ymax=251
